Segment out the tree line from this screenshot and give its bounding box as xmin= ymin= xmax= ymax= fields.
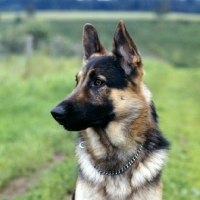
xmin=0 ymin=0 xmax=200 ymax=14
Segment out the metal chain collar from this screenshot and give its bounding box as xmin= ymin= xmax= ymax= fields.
xmin=79 ymin=141 xmax=143 ymax=176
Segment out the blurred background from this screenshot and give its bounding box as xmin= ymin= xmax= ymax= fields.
xmin=0 ymin=1 xmax=200 ymax=200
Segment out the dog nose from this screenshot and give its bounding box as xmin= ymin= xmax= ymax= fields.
xmin=51 ymin=106 xmax=66 ymax=122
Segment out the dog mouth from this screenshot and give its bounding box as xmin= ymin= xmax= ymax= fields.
xmin=63 ymin=118 xmax=104 ymax=131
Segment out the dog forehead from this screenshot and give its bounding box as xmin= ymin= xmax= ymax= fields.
xmin=88 ymin=55 xmax=114 ymax=68
xmin=83 ymin=55 xmax=122 ymax=75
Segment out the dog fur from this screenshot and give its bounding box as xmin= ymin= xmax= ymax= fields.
xmin=51 ymin=21 xmax=169 ymax=200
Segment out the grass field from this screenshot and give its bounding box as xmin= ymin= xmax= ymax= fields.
xmin=0 ymin=54 xmax=200 ymax=200
xmin=0 ymin=11 xmax=200 ymax=200
xmin=0 ymin=55 xmax=79 ymax=200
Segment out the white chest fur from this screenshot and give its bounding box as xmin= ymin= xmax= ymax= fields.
xmin=75 ymin=140 xmax=167 ymax=200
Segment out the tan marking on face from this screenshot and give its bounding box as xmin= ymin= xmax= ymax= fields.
xmin=91 ymin=53 xmax=104 ymax=58
xmin=73 ymin=68 xmax=92 ymax=102
xmin=132 ymin=62 xmax=144 ymax=85
xmin=104 ymin=84 xmax=143 ymax=146
xmin=75 ymin=88 xmax=88 ymax=102
xmin=132 ymin=55 xmax=141 ymax=64
xmin=76 ymin=70 xmax=83 ymax=84
xmin=97 ymin=75 xmax=106 ymax=82
xmin=82 ymin=58 xmax=87 ymax=66
xmin=105 ymin=82 xmax=155 ymax=146
xmin=110 ymin=86 xmax=142 ymax=120
xmin=141 ymin=83 xmax=152 ymax=104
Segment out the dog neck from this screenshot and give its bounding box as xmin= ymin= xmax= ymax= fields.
xmin=79 ymin=139 xmax=143 ymax=176
xmin=79 ymin=125 xmax=144 ymax=173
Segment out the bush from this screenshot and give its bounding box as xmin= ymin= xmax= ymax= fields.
xmin=0 ymin=30 xmax=26 ymax=54
xmin=24 ymin=21 xmax=50 ymax=49
xmin=50 ymin=36 xmax=82 ymax=58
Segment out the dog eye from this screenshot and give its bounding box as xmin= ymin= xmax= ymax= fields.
xmin=94 ymin=79 xmax=104 ymax=86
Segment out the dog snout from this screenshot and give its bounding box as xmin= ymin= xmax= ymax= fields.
xmin=51 ymin=106 xmax=66 ymax=123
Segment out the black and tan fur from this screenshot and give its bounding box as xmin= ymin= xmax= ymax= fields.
xmin=51 ymin=21 xmax=169 ymax=200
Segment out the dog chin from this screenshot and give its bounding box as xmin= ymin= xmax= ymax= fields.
xmin=63 ymin=121 xmax=91 ymax=131
xmin=63 ymin=119 xmax=104 ymax=131
xmin=63 ymin=124 xmax=85 ymax=132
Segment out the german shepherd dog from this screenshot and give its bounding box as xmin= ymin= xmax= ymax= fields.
xmin=51 ymin=21 xmax=169 ymax=200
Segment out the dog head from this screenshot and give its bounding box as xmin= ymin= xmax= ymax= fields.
xmin=51 ymin=21 xmax=151 ymax=131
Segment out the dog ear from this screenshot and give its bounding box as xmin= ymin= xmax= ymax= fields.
xmin=83 ymin=23 xmax=106 ymax=62
xmin=112 ymin=21 xmax=143 ymax=82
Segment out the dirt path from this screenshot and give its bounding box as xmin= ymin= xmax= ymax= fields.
xmin=0 ymin=152 xmax=66 ymax=200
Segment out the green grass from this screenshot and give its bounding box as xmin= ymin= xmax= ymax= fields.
xmin=0 ymin=54 xmax=200 ymax=200
xmin=144 ymin=59 xmax=200 ymax=200
xmin=0 ymin=55 xmax=79 ymax=199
